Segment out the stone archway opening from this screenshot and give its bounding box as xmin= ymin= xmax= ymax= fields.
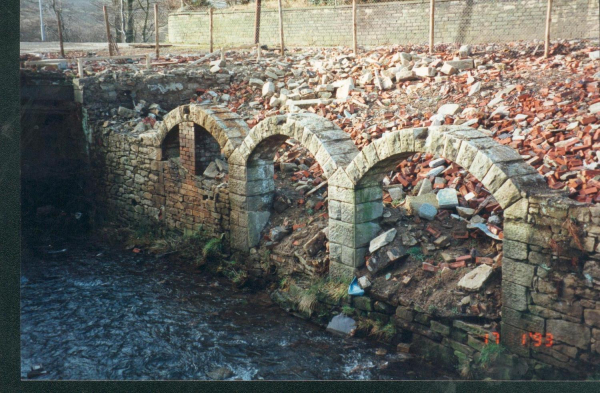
xmin=228 ymin=113 xmax=361 ymax=278
xmin=162 ymin=125 xmax=180 ymax=160
xmin=354 ymin=147 xmax=506 ymax=320
xmin=246 ymin=135 xmax=331 ymax=276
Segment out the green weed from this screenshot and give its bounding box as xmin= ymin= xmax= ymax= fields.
xmin=408 ymin=246 xmax=426 ymax=262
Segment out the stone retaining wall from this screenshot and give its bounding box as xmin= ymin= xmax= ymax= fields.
xmin=168 ymin=0 xmax=599 ymax=47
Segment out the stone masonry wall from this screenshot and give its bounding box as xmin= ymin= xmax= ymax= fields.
xmin=86 ymin=100 xmax=600 ymax=375
xmin=90 ymin=123 xmax=231 ymax=237
xmin=169 ymin=0 xmax=599 ymax=47
xmin=500 ymin=190 xmax=600 ymax=374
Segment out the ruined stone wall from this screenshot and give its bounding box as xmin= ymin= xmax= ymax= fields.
xmin=90 ymin=124 xmax=231 ymax=237
xmin=74 ymin=71 xmax=231 ymax=111
xmin=500 ymin=190 xmax=600 ymax=374
xmin=169 ymin=0 xmax=599 ymax=47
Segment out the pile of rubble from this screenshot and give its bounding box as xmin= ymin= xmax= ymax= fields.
xmin=27 ymin=40 xmax=598 ymax=207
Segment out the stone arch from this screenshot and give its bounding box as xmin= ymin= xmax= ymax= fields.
xmin=329 ymin=125 xmax=550 ymax=275
xmin=227 ymin=113 xmax=360 ymax=252
xmin=141 ymin=103 xmax=250 ymax=161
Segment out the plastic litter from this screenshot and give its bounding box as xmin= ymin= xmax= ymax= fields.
xmin=466 ymin=222 xmax=501 ymax=240
xmin=348 ymin=277 xmax=364 ymax=296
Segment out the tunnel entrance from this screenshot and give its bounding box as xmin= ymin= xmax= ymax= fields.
xmin=20 ymin=71 xmax=91 ymax=244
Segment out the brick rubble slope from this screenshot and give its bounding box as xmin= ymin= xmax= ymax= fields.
xmin=23 ymin=40 xmax=600 ymax=211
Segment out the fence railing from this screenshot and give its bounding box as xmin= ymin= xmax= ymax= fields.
xmin=169 ymin=0 xmax=599 ymax=57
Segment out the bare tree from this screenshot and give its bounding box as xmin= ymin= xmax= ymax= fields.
xmin=49 ymin=0 xmax=66 ymax=56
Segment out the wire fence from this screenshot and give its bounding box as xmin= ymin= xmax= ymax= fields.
xmin=169 ymin=0 xmax=598 ymax=54
xmin=21 ymin=0 xmax=599 ymax=57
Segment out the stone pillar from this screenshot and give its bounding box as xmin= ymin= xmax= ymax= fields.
xmin=328 ymin=168 xmax=381 ymax=278
xmin=178 ymin=122 xmax=196 ymax=175
xmin=228 ymin=158 xmax=275 ymax=251
xmin=500 ymin=192 xmax=593 ymax=370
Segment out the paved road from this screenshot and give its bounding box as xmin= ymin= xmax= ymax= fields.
xmin=20 ymin=42 xmax=207 ymax=57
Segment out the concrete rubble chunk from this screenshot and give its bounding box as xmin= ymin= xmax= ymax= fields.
xmin=457 ymin=264 xmax=493 ymax=291
xmin=456 ymin=206 xmax=475 ymax=218
xmin=369 ymin=228 xmax=397 ymax=253
xmin=203 ymin=162 xmax=219 ymax=178
xmin=444 ymin=59 xmax=474 ymax=70
xmin=270 ymin=225 xmax=291 ymax=242
xmin=304 ymin=230 xmax=327 ymax=256
xmin=396 ymin=69 xmax=416 ymax=81
xmin=459 ymin=45 xmax=471 ymax=58
xmin=215 ymin=158 xmax=228 ymax=172
xmin=440 ymin=63 xmax=458 ymax=75
xmin=249 ymin=78 xmax=264 ymax=87
xmin=468 ymin=81 xmax=481 ymax=96
xmin=437 ymin=104 xmax=460 ymax=116
xmin=437 ymin=188 xmax=459 ymax=209
xmin=429 ymin=158 xmax=446 ymax=168
xmin=118 ymin=106 xmax=135 ymax=118
xmin=414 ymin=67 xmax=437 ymax=78
xmin=286 ymin=99 xmax=330 ymax=108
xmin=326 ymin=314 xmax=356 ymax=336
xmin=210 ymin=59 xmax=226 ymax=68
xmin=418 ymin=178 xmax=433 ymax=196
xmin=418 ymin=203 xmax=438 ymax=221
xmin=335 ymin=78 xmax=354 ymax=100
xmin=427 ymin=166 xmax=445 ymax=178
xmin=358 ymin=276 xmax=372 ymax=289
xmin=406 ymin=193 xmax=439 ymax=214
xmin=590 ymin=50 xmax=600 ymax=60
xmin=401 ymin=233 xmax=418 ymax=246
xmin=387 ymin=186 xmax=404 ymax=201
xmin=262 ymin=81 xmax=275 ymax=97
xmin=590 ymin=102 xmax=600 ymax=114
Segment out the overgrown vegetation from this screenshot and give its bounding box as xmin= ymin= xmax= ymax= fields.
xmin=408 ymin=246 xmax=426 ymax=262
xmin=341 ymin=305 xmax=355 ymax=316
xmin=370 ymin=321 xmax=396 ymax=341
xmin=477 ymin=343 xmax=506 ymax=370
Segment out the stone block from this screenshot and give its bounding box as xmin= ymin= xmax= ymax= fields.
xmin=353 ymin=296 xmax=373 ymax=311
xmin=503 ymin=258 xmax=536 ymax=287
xmin=431 ymin=320 xmax=451 ymax=336
xmin=395 ymin=306 xmax=414 ymax=322
xmin=503 ymin=306 xmax=545 ymax=333
xmin=501 ymin=322 xmax=530 ymax=357
xmin=418 ymin=203 xmax=438 ymax=220
xmin=341 ymin=245 xmax=368 ymax=268
xmin=502 ymin=281 xmax=530 ymax=311
xmin=436 ymin=188 xmax=459 ymax=209
xmin=530 ymin=292 xmax=583 ymax=319
xmin=584 ymin=309 xmax=600 ymax=328
xmin=247 ymin=211 xmax=270 ymax=247
xmin=503 ymin=240 xmax=528 ymax=261
xmin=329 ymin=261 xmax=355 ymax=281
xmin=546 ymin=319 xmax=591 ymax=349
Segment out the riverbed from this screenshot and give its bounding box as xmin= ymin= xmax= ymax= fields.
xmin=20 ymin=242 xmax=454 ymax=380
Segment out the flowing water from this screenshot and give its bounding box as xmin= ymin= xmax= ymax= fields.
xmin=20 ymin=242 xmax=454 ymax=380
